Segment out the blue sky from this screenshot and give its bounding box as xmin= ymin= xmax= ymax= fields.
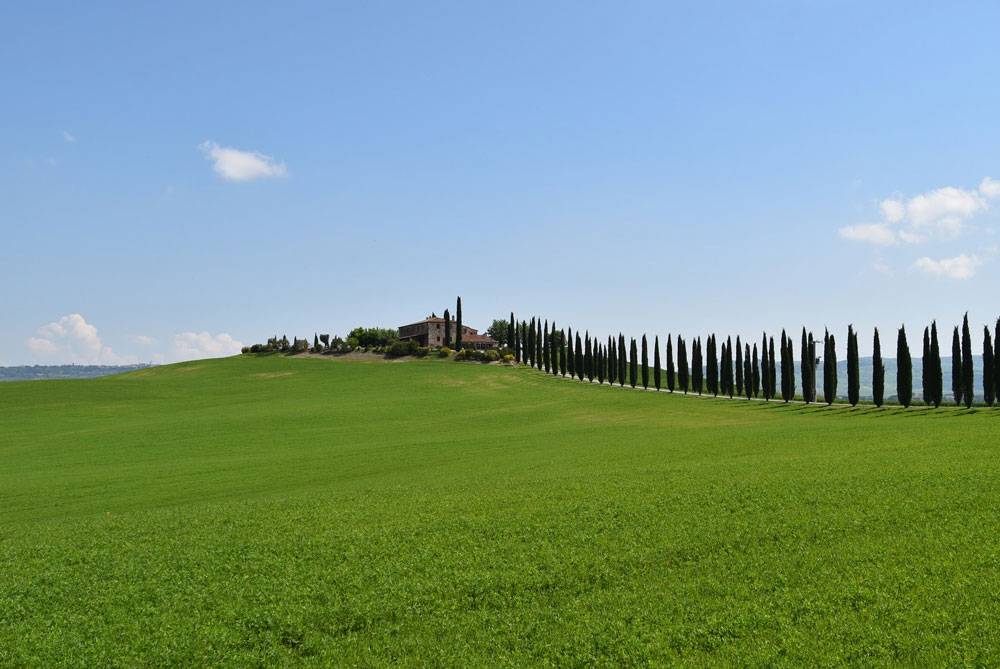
xmin=3 ymin=1 xmax=999 ymax=365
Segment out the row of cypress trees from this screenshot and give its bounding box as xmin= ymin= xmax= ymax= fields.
xmin=506 ymin=312 xmax=1000 ymax=408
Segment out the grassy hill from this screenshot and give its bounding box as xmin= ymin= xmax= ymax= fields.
xmin=2 ymin=355 xmax=998 ymax=665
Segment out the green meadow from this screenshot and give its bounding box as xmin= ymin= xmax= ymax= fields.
xmin=2 ymin=355 xmax=999 ymax=666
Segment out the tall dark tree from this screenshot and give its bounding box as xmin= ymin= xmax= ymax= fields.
xmin=678 ymin=337 xmax=689 ymax=393
xmin=666 ymin=335 xmax=675 ymax=392
xmin=751 ymin=344 xmax=760 ymax=398
xmin=692 ymin=338 xmax=703 ymax=395
xmin=929 ymin=321 xmax=942 ymax=408
xmin=526 ymin=318 xmax=535 ymax=367
xmin=921 ymin=327 xmax=931 ymax=406
xmin=585 ymin=333 xmax=593 ymax=382
xmin=873 ymin=328 xmax=885 ymax=407
xmin=984 ymin=326 xmax=995 ymax=407
xmin=962 ymin=313 xmax=974 ymax=408
xmin=596 ymin=344 xmax=605 ymax=384
xmin=823 ymin=329 xmax=837 ymax=406
xmin=455 ymin=297 xmax=463 ymax=350
xmin=444 ymin=309 xmax=452 ymax=349
xmin=641 ymin=335 xmax=649 ymax=389
xmin=768 ymin=336 xmax=777 ymax=401
xmin=567 ymin=327 xmax=575 ymax=377
xmin=520 ymin=321 xmax=528 ymax=364
xmin=723 ymin=336 xmax=734 ymax=398
xmin=543 ymin=320 xmax=550 ymax=373
xmin=535 ymin=319 xmax=543 ymax=370
xmin=560 ymin=330 xmax=568 ymax=376
xmin=576 ymin=332 xmax=585 ymax=381
xmin=550 ymin=322 xmax=559 ymax=376
xmin=800 ymin=328 xmax=812 ymax=403
xmin=508 ymin=313 xmax=516 ymax=356
xmin=629 ymin=338 xmax=638 ymax=388
xmin=654 ymin=336 xmax=662 ymax=391
xmin=618 ymin=334 xmax=627 ymax=387
xmin=760 ymin=334 xmax=769 ymax=400
xmin=707 ymin=335 xmax=719 ymax=397
xmin=608 ymin=337 xmax=618 ymax=386
xmin=847 ymin=325 xmax=860 ymax=407
xmin=735 ymin=336 xmax=744 ymax=398
xmin=741 ymin=343 xmax=751 ymax=400
xmin=952 ymin=326 xmax=963 ymax=406
xmin=897 ymin=325 xmax=912 ymax=408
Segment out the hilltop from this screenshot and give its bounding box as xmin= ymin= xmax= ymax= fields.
xmin=1 ymin=355 xmax=998 ymax=665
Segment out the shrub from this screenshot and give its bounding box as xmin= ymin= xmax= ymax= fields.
xmin=438 ymin=347 xmax=453 ymax=358
xmin=415 ymin=347 xmax=430 ymax=358
xmin=483 ymin=349 xmax=500 ymax=363
xmin=502 ymin=354 xmax=515 ymax=364
xmin=346 ymin=337 xmax=359 ymax=350
xmin=241 ymin=346 xmax=251 ymax=354
xmin=386 ymin=341 xmax=420 ymax=358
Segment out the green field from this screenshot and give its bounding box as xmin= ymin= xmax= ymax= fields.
xmin=2 ymin=355 xmax=999 ymax=666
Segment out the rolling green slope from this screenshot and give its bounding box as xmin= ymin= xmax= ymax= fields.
xmin=2 ymin=355 xmax=999 ymax=666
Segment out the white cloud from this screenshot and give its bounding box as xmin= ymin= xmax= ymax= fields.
xmin=61 ymin=130 xmax=75 ymax=143
xmin=871 ymin=261 xmax=893 ymax=276
xmin=839 ymin=222 xmax=899 ymax=246
xmin=840 ymin=177 xmax=999 ymax=246
xmin=133 ymin=335 xmax=158 ymax=346
xmin=198 ymin=141 xmax=287 ymax=181
xmin=911 ymin=254 xmax=982 ymax=280
xmin=171 ymin=332 xmax=243 ymax=361
xmin=26 ymin=314 xmax=134 ymax=364
xmin=980 ymin=177 xmax=1000 ymax=198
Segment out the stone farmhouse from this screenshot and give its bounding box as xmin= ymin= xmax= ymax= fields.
xmin=398 ymin=314 xmax=498 ymax=350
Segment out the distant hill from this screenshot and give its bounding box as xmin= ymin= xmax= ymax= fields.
xmin=0 ymin=363 xmax=156 ymax=382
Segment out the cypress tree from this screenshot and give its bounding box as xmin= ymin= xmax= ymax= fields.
xmin=608 ymin=336 xmax=618 ymax=386
xmin=847 ymin=325 xmax=860 ymax=407
xmin=444 ymin=309 xmax=452 ymax=349
xmin=642 ymin=333 xmax=649 ymax=390
xmin=921 ymin=326 xmax=930 ymax=405
xmin=692 ymin=338 xmax=703 ymax=395
xmin=596 ymin=344 xmax=604 ymax=384
xmin=678 ymin=337 xmax=689 ymax=393
xmin=585 ymin=333 xmax=593 ymax=382
xmin=929 ymin=321 xmax=942 ymax=407
xmin=735 ymin=336 xmax=744 ymax=398
xmin=536 ymin=320 xmax=543 ymax=370
xmin=962 ymin=313 xmax=974 ymax=408
xmin=800 ymin=328 xmax=812 ymax=403
xmin=873 ymin=328 xmax=885 ymax=407
xmin=508 ymin=313 xmax=515 ymax=355
xmin=768 ymin=336 xmax=777 ymax=401
xmin=455 ymin=297 xmax=463 ymax=350
xmin=760 ymin=334 xmax=769 ymax=400
xmin=897 ymin=325 xmax=912 ymax=408
xmin=780 ymin=332 xmax=789 ymax=401
xmin=550 ymin=322 xmax=559 ymax=376
xmin=952 ymin=327 xmax=962 ymax=406
xmin=654 ymin=336 xmax=662 ymax=391
xmin=743 ymin=343 xmax=752 ymax=400
xmin=520 ymin=322 xmax=528 ymax=364
xmin=576 ymin=332 xmax=584 ymax=381
xmin=560 ymin=330 xmax=567 ymax=376
xmin=707 ymin=335 xmax=718 ymax=397
xmin=641 ymin=335 xmax=649 ymax=390
xmin=823 ymin=329 xmax=836 ymax=406
xmin=567 ymin=327 xmax=574 ymax=377
xmin=751 ymin=344 xmax=760 ymax=398
xmin=543 ymin=320 xmax=550 ymax=373
xmin=984 ymin=326 xmax=995 ymax=407
xmin=527 ymin=318 xmax=535 ymax=367
xmin=618 ymin=334 xmax=627 ymax=387
xmin=666 ymin=335 xmax=675 ymax=392
xmin=723 ymin=336 xmax=734 ymax=398
xmin=629 ymin=338 xmax=638 ymax=388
